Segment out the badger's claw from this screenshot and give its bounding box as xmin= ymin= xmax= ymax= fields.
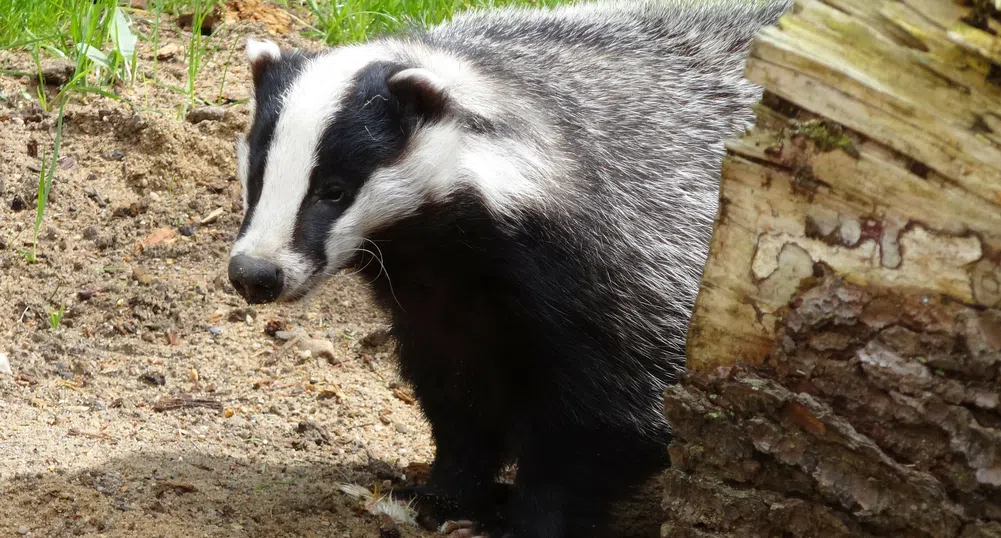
xmin=440 ymin=519 xmax=477 ymax=537
xmin=440 ymin=520 xmax=517 ymax=538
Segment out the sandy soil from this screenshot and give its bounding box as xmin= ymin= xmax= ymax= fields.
xmin=0 ymin=7 xmax=442 ymax=538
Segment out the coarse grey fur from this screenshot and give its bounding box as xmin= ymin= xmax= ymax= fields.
xmin=388 ymin=0 xmax=790 ymax=399
xmin=230 ymin=0 xmax=793 ymax=535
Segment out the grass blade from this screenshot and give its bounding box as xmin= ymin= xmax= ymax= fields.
xmin=32 ymin=98 xmax=68 ymax=261
xmin=76 ymin=43 xmax=111 ymax=69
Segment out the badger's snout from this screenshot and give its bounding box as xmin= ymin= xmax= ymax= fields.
xmin=228 ymin=254 xmax=284 ymax=304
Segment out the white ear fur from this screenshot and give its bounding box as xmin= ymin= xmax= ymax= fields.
xmin=388 ymin=68 xmax=448 ymax=95
xmin=246 ymin=37 xmax=281 ymax=65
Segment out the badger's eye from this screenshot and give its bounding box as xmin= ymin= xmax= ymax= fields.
xmin=321 ymin=189 xmax=345 ymax=203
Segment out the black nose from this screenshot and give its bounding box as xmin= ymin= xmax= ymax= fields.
xmin=228 ymin=255 xmax=284 ymax=304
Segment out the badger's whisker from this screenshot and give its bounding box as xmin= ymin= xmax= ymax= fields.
xmin=362 ymin=238 xmax=405 ymax=314
xmin=333 ymin=247 xmax=379 ymax=279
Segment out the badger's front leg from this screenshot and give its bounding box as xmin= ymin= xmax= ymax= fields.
xmin=393 ymin=339 xmax=512 ymax=531
xmin=475 ymin=421 xmax=671 ymax=538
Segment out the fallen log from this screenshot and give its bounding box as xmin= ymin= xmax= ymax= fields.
xmin=666 ymin=0 xmax=1001 ymax=536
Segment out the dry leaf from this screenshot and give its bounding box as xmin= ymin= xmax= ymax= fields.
xmin=138 ymin=227 xmax=177 ymax=253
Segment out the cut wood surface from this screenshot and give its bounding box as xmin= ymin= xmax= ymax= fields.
xmin=665 ymin=0 xmax=1001 ymax=536
xmin=686 ymin=0 xmax=1001 ymax=370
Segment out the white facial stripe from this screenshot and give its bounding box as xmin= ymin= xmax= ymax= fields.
xmin=232 ymin=45 xmax=391 ymax=292
xmin=329 ymin=121 xmax=550 ymax=259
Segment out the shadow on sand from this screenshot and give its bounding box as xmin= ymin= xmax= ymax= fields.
xmin=0 ymin=450 xmax=663 ymax=538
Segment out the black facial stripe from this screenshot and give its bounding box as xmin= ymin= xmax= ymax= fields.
xmin=238 ymin=51 xmax=314 ymax=239
xmin=289 ymin=61 xmax=414 ymax=271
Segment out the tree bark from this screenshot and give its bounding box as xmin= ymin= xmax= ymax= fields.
xmin=664 ymin=0 xmax=1001 ymax=536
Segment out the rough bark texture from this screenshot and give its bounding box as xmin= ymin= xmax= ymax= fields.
xmin=664 ymin=275 xmax=1001 ymax=538
xmin=665 ymin=0 xmax=1001 ymax=536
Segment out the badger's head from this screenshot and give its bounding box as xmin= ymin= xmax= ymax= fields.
xmin=227 ymin=37 xmax=544 ymax=304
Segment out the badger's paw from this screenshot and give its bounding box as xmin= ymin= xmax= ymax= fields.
xmin=440 ymin=519 xmax=478 ymax=537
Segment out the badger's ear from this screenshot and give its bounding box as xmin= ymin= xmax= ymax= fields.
xmin=246 ymin=37 xmax=281 ymax=87
xmin=388 ymin=68 xmax=449 ymax=123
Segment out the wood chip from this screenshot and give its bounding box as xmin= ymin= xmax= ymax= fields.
xmin=167 ymin=331 xmax=182 ymax=346
xmin=57 ymin=156 xmax=76 ymax=170
xmin=317 ymin=387 xmax=342 ymax=402
xmin=392 ymin=387 xmax=416 ymax=405
xmin=67 ymin=428 xmax=118 ymax=443
xmin=199 ymin=207 xmax=225 ymax=225
xmin=153 ymin=396 xmax=223 ymax=412
xmin=252 ymin=378 xmax=273 ymax=389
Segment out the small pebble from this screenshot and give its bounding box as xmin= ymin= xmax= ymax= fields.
xmin=395 ymin=422 xmax=409 ymax=434
xmin=274 ymin=330 xmax=295 ymax=341
xmin=299 ymin=338 xmax=336 ymax=359
xmin=0 ymin=353 xmax=11 ymax=375
xmin=18 ymin=525 xmax=30 ymax=535
xmin=228 ymin=307 xmax=257 ymax=323
xmin=156 ymin=42 xmax=182 ymax=60
xmin=101 ymin=149 xmax=124 ymax=161
xmin=132 ymin=266 xmax=153 ymax=286
xmin=208 ymin=326 xmax=223 ymax=336
xmin=179 ymin=224 xmax=196 ymax=237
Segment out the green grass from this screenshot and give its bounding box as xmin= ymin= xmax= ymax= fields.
xmin=49 ymin=304 xmax=66 ymax=329
xmin=300 ymin=0 xmax=565 ymax=44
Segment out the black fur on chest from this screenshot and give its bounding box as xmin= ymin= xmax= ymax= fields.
xmin=353 ymin=191 xmax=674 ymax=537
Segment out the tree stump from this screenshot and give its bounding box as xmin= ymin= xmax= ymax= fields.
xmin=665 ymin=0 xmax=1001 ymax=536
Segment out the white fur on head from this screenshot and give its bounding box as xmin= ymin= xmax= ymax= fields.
xmin=246 ymin=37 xmax=281 ymax=65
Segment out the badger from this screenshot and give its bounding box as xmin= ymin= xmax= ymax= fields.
xmin=227 ymin=0 xmax=791 ymax=535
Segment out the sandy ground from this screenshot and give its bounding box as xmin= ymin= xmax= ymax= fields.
xmin=0 ymin=7 xmax=442 ymax=538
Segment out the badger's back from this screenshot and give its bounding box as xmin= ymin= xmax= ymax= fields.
xmin=386 ymin=0 xmax=789 ymax=377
